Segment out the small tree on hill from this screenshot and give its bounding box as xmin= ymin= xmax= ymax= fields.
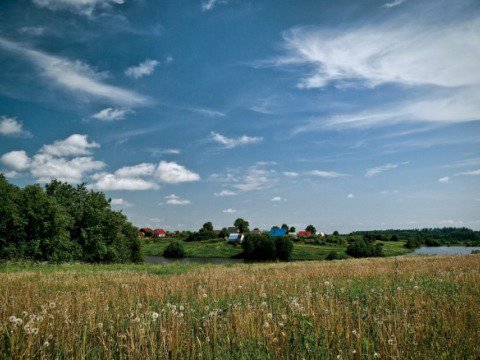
xmin=306 ymin=225 xmax=316 ymax=234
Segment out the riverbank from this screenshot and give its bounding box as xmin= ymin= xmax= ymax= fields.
xmin=143 ymin=238 xmax=412 ymax=260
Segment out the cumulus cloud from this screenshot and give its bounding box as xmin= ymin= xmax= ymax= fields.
xmin=1 ymin=135 xmax=105 ymax=183
xmin=0 ymin=37 xmax=148 ymax=106
xmin=347 ymin=193 xmax=355 ymax=199
xmin=222 ymin=208 xmax=237 ymax=213
xmin=155 ymin=161 xmax=200 ymax=184
xmin=210 ymin=132 xmax=263 ymax=149
xmin=210 ymin=163 xmax=277 ymax=193
xmin=308 ymin=170 xmax=349 ymax=178
xmin=125 ymin=59 xmax=159 ymax=79
xmin=40 ymin=134 xmax=99 ymax=157
xmin=1 ymin=150 xmax=31 ymax=171
xmin=0 ymin=116 xmax=30 ymax=137
xmin=214 ymin=189 xmax=237 ymax=197
xmin=110 ymin=198 xmax=133 ymax=207
xmin=164 ymin=194 xmax=191 ymax=205
xmin=271 ymin=196 xmax=284 ymax=202
xmin=283 ymin=171 xmax=299 ymax=177
xmin=32 ymin=0 xmax=125 ymax=16
xmin=365 ymin=162 xmax=409 ymax=177
xmin=90 ymin=161 xmax=199 ymax=191
xmin=438 ymin=176 xmax=450 ymax=183
xmin=91 ymin=107 xmax=132 ymax=121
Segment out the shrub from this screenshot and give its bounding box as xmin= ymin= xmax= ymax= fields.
xmin=425 ymin=238 xmax=441 ymax=247
xmin=404 ymin=238 xmax=421 ymax=249
xmin=163 ymin=241 xmax=186 ymax=258
xmin=275 ymin=236 xmax=293 ymax=261
xmin=242 ymin=234 xmax=276 ymax=261
xmin=346 ymin=239 xmax=384 ymax=258
xmin=325 ymin=251 xmax=346 ymax=261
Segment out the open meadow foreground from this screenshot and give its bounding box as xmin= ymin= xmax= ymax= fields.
xmin=2 ymin=255 xmax=480 ymax=359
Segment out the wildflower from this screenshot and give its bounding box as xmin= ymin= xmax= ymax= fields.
xmin=267 ymin=313 xmax=273 ymax=319
xmin=22 ymin=311 xmax=28 ymax=317
xmin=352 ymin=329 xmax=357 ymax=335
xmin=352 ymin=350 xmax=357 ymax=354
xmin=325 ymin=281 xmax=330 ymax=286
xmin=97 ymin=323 xmax=103 ymax=329
xmin=263 ymin=321 xmax=269 ymax=328
xmin=43 ymin=341 xmax=50 ymax=347
xmin=179 ymin=305 xmax=184 ymax=311
xmin=273 ymin=337 xmax=278 ymax=343
xmin=278 ymin=322 xmax=284 ymax=327
xmin=152 ymin=312 xmax=159 ymax=320
xmin=388 ymin=339 xmax=395 ymax=345
xmin=32 ymin=328 xmax=39 ymax=335
xmin=203 ymin=293 xmax=207 ymax=298
xmin=261 ymin=301 xmax=267 ymax=307
xmin=281 ymin=314 xmax=287 ymax=320
xmin=374 ymin=352 xmax=380 ymax=358
xmin=15 ymin=318 xmax=23 ymax=326
xmin=414 ymin=285 xmax=419 ymax=290
xmin=337 ymin=355 xmax=342 ymax=359
xmin=9 ymin=316 xmax=16 ymax=323
xmin=49 ymin=302 xmax=56 ymax=309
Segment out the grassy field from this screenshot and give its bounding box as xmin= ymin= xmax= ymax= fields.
xmin=143 ymin=238 xmax=412 ymax=260
xmin=1 ymin=255 xmax=479 ymax=359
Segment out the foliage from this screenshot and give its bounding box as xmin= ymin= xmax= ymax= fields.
xmin=234 ymin=218 xmax=250 ymax=233
xmin=346 ymin=238 xmax=384 ymax=258
xmin=202 ymin=222 xmax=213 ymax=232
xmin=242 ymin=234 xmax=276 ymax=261
xmin=325 ymin=250 xmax=346 ymax=260
xmin=404 ymin=238 xmax=422 ymax=249
xmin=305 ymin=224 xmax=316 ymax=234
xmin=274 ymin=236 xmax=293 ymax=261
xmin=0 ymin=175 xmax=143 ymax=263
xmin=333 ymin=230 xmax=339 ymax=236
xmin=289 ymin=226 xmax=296 ymax=233
xmin=163 ymin=241 xmax=186 ymax=258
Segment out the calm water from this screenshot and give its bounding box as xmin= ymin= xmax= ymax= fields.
xmin=411 ymin=246 xmax=480 ymax=255
xmin=146 ymin=255 xmax=244 ymax=265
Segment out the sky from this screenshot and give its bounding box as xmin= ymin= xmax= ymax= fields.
xmin=0 ymin=0 xmax=479 ymax=232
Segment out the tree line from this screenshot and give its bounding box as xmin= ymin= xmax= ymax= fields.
xmin=0 ymin=174 xmax=143 ymax=263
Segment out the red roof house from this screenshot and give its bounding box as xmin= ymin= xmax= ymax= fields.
xmin=154 ymin=229 xmax=166 ymax=237
xmin=297 ymin=230 xmax=311 ymax=236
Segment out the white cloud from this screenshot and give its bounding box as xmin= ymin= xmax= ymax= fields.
xmin=91 ymin=172 xmax=159 ymax=191
xmin=271 ymin=196 xmax=284 ymax=202
xmin=165 ymin=194 xmax=191 ymax=205
xmin=31 ymin=155 xmax=105 ymax=183
xmin=455 ymin=169 xmax=480 ymax=176
xmin=214 ymin=189 xmax=237 ymax=197
xmin=347 ymin=193 xmax=355 ymax=199
xmin=19 ymin=26 xmax=46 ymax=36
xmin=115 ymin=163 xmax=156 ymax=178
xmin=0 ymin=37 xmax=148 ymax=106
xmin=155 ymin=161 xmax=200 ymax=184
xmin=92 ymin=107 xmax=132 ymax=121
xmin=234 ymin=167 xmax=275 ymax=192
xmin=110 ymin=198 xmax=133 ymax=207
xmin=222 ymin=208 xmax=237 ymax=213
xmin=40 ymin=134 xmax=99 ymax=157
xmin=283 ymin=171 xmax=299 ymax=177
xmin=365 ymin=162 xmax=409 ymax=177
xmin=309 ymin=170 xmax=349 ymax=178
xmin=210 ymin=132 xmax=263 ymax=149
xmin=1 ymin=150 xmax=31 ymax=171
xmin=382 ymin=0 xmax=407 ymax=8
xmin=201 ymin=0 xmax=227 ymax=11
xmin=32 ymin=0 xmax=125 ymax=16
xmin=271 ymin=15 xmax=480 ymax=129
xmin=125 ymin=59 xmax=159 ymax=79
xmin=3 ymin=171 xmax=21 ymax=179
xmin=0 ymin=116 xmax=30 ymax=137
xmin=438 ymin=176 xmax=450 ymax=183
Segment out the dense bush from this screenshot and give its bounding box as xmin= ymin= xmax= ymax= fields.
xmin=242 ymin=234 xmax=276 ymax=261
xmin=0 ymin=175 xmax=143 ymax=263
xmin=163 ymin=241 xmax=186 ymax=258
xmin=275 ymin=236 xmax=293 ymax=261
xmin=404 ymin=238 xmax=421 ymax=249
xmin=346 ymin=239 xmax=384 ymax=258
xmin=325 ymin=251 xmax=346 ymax=261
xmin=185 ymin=228 xmax=216 ymax=242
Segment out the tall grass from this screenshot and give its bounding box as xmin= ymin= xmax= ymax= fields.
xmin=1 ymin=255 xmax=479 ymax=359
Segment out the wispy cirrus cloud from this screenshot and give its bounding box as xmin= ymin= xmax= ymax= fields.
xmin=382 ymin=0 xmax=407 ymax=8
xmin=210 ymin=132 xmax=263 ymax=149
xmin=0 ymin=37 xmax=148 ymax=106
xmin=308 ymin=170 xmax=349 ymax=178
xmin=365 ymin=161 xmax=409 ymax=177
xmin=32 ymin=0 xmax=126 ymax=17
xmin=164 ymin=194 xmax=191 ymax=205
xmin=201 ymin=0 xmax=227 ymax=12
xmin=91 ymin=107 xmax=132 ymax=121
xmin=125 ymin=59 xmax=159 ymax=79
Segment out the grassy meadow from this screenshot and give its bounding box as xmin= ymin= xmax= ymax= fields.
xmin=1 ymin=255 xmax=480 ymax=359
xmin=143 ymin=237 xmax=412 ymax=260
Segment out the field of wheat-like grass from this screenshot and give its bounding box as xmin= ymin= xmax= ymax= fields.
xmin=1 ymin=255 xmax=479 ymax=359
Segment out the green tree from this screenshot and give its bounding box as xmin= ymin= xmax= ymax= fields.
xmin=289 ymin=226 xmax=296 ymax=233
xmin=306 ymin=225 xmax=316 ymax=234
xmin=275 ymin=236 xmax=293 ymax=261
xmin=234 ymin=218 xmax=250 ymax=233
xmin=281 ymin=224 xmax=289 ymax=232
xmin=163 ymin=241 xmax=186 ymax=258
xmin=242 ymin=233 xmax=276 ymax=261
xmin=333 ymin=230 xmax=339 ymax=236
xmin=202 ymin=222 xmax=213 ymax=232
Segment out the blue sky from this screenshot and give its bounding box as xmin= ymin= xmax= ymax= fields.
xmin=1 ymin=0 xmax=479 ymax=232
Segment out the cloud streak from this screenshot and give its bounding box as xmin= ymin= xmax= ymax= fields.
xmin=0 ymin=37 xmax=148 ymax=106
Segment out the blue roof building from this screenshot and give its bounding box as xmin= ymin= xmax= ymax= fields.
xmin=269 ymin=227 xmax=287 ymax=237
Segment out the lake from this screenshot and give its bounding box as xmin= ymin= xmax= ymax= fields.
xmin=146 ymin=255 xmax=244 ymax=265
xmin=411 ymin=246 xmax=480 ymax=256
